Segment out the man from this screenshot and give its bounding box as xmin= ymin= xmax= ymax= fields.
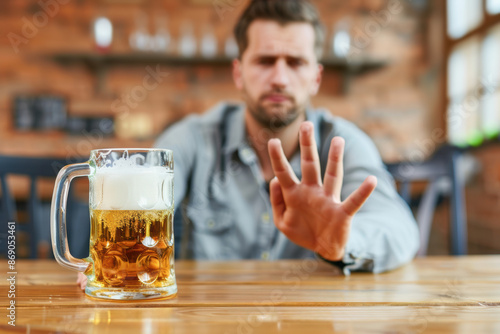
xmin=157 ymin=0 xmax=418 ymax=271
xmin=79 ymin=0 xmax=418 ymax=289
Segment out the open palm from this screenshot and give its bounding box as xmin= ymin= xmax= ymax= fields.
xmin=268 ymin=121 xmax=377 ymax=261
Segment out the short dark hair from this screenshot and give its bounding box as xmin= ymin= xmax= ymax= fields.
xmin=234 ymin=0 xmax=325 ymax=60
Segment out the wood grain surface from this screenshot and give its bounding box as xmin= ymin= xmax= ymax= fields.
xmin=1 ymin=256 xmax=499 ymax=333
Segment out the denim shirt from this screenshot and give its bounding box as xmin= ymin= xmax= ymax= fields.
xmin=154 ymin=102 xmax=419 ymax=274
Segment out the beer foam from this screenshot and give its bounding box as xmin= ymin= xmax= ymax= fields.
xmin=91 ymin=167 xmax=173 ymax=211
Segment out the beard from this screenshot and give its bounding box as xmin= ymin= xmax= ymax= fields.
xmin=243 ymin=88 xmax=306 ymax=130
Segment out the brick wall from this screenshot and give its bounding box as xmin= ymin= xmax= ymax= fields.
xmin=0 ymin=0 xmax=436 ymax=156
xmin=0 ymin=0 xmax=498 ymax=255
xmin=464 ymin=146 xmax=500 ymax=254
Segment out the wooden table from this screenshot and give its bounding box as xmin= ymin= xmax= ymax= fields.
xmin=1 ymin=256 xmax=499 ymax=333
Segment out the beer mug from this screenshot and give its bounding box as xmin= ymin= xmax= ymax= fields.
xmin=51 ymin=149 xmax=177 ymax=300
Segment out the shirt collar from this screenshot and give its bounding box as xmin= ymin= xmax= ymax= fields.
xmin=222 ymin=104 xmax=322 ymax=157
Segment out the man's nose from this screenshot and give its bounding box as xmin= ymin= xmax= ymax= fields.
xmin=269 ymin=59 xmax=290 ymax=88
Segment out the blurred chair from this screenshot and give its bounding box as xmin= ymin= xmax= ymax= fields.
xmin=386 ymin=145 xmax=468 ymax=256
xmin=0 ymin=155 xmax=87 ymax=259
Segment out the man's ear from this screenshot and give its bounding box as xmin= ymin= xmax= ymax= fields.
xmin=310 ymin=64 xmax=323 ymax=96
xmin=232 ymin=58 xmax=244 ymax=90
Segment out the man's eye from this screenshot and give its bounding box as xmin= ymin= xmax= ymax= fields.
xmin=258 ymin=58 xmax=275 ymax=65
xmin=288 ymin=59 xmax=304 ymax=67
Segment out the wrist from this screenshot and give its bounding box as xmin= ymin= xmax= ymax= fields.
xmin=315 ymin=252 xmax=347 ymax=269
xmin=316 ymin=247 xmax=344 ymax=262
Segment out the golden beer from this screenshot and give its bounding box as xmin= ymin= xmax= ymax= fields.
xmin=86 ymin=209 xmax=175 ymax=293
xmin=52 ymin=149 xmax=177 ymax=300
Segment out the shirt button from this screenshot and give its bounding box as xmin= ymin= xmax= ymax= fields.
xmin=261 ymin=213 xmax=270 ymax=224
xmin=261 ymin=251 xmax=270 ymax=260
xmin=240 ymin=148 xmax=253 ymax=161
xmin=207 ymin=219 xmax=215 ymax=229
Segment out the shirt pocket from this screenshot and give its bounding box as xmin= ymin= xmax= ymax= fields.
xmin=186 ymin=204 xmax=233 ymax=233
xmin=186 ymin=203 xmax=236 ymax=260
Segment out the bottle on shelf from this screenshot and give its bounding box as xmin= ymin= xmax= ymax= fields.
xmin=150 ymin=14 xmax=171 ymax=53
xmin=129 ymin=11 xmax=151 ymax=51
xmin=200 ymin=23 xmax=217 ymax=58
xmin=224 ymin=35 xmax=239 ymax=59
xmin=178 ymin=21 xmax=197 ymax=57
xmin=331 ymin=18 xmax=351 ymax=59
xmin=93 ymin=16 xmax=113 ymax=53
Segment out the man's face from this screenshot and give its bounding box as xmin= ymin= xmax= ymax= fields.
xmin=233 ymin=20 xmax=323 ymax=129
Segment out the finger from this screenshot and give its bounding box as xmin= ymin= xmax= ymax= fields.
xmin=76 ymin=272 xmax=83 ymax=285
xmin=342 ymin=176 xmax=377 ymax=216
xmin=77 ymin=272 xmax=87 ymax=291
xmin=299 ymin=121 xmax=322 ymax=185
xmin=269 ymin=177 xmax=286 ymax=228
xmin=323 ymin=137 xmax=345 ymax=199
xmin=268 ymin=138 xmax=299 ymax=189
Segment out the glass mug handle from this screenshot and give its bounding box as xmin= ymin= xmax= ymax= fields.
xmin=50 ymin=162 xmax=91 ymax=273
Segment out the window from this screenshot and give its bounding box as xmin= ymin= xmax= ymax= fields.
xmin=487 ymin=0 xmax=500 ymax=14
xmin=446 ymin=0 xmax=500 ymax=147
xmin=480 ymin=25 xmax=500 ymax=138
xmin=447 ymin=0 xmax=483 ymax=39
xmin=447 ymin=38 xmax=481 ymax=146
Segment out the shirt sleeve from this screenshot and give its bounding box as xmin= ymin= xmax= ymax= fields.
xmin=323 ymin=118 xmax=420 ymax=274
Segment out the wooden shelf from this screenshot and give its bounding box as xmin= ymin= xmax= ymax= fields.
xmin=48 ymin=51 xmax=388 ymax=72
xmin=47 ymin=51 xmax=388 ymax=93
xmin=50 ymin=52 xmax=232 ymax=67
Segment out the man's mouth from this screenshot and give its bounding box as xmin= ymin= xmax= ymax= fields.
xmin=263 ymin=94 xmax=291 ymax=103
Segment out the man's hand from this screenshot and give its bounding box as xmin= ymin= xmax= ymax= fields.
xmin=77 ymin=272 xmax=87 ymax=290
xmin=267 ymin=121 xmax=377 ymax=261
